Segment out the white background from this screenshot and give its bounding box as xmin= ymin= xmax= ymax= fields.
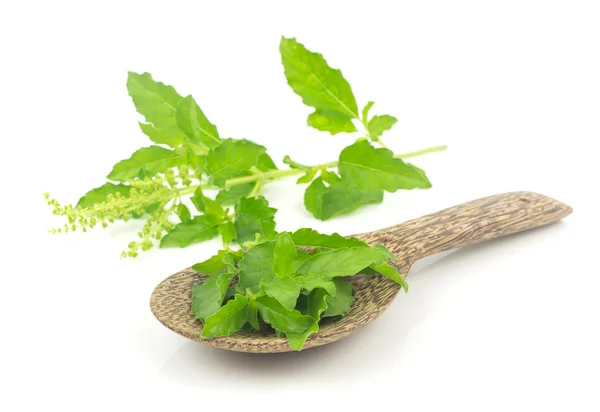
xmin=1 ymin=1 xmax=599 ymax=410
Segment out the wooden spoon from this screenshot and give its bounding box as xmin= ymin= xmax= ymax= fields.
xmin=150 ymin=191 xmax=572 ymax=353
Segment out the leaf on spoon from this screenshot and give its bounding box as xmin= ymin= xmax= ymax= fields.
xmin=294 ymin=273 xmax=337 ymax=296
xmin=323 ymin=279 xmax=354 ymax=317
xmin=256 ymin=296 xmax=313 ymax=333
xmin=290 ymin=228 xmax=367 ymax=249
xmin=201 ymin=294 xmax=249 ymax=339
xmin=296 ymin=246 xmax=387 ymax=278
xmin=191 ymin=271 xmax=235 ymax=321
xmin=192 ymin=250 xmax=236 ymax=275
xmin=238 ymin=241 xmax=276 ymax=294
xmin=287 ymin=288 xmax=330 ymax=350
xmin=272 ymin=232 xmax=297 ymax=278
xmin=263 ymin=277 xmax=302 ymax=311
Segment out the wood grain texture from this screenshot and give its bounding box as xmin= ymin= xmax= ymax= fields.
xmin=357 ymin=191 xmax=573 ymax=274
xmin=150 ymin=191 xmax=572 ymax=353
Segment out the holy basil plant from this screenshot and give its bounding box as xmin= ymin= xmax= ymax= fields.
xmin=192 ymin=229 xmax=407 ymax=350
xmin=45 ymin=37 xmax=445 ymax=257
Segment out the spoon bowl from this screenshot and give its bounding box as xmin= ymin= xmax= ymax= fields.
xmin=151 ymin=270 xmax=400 ymax=353
xmin=151 ymin=191 xmax=572 ymax=353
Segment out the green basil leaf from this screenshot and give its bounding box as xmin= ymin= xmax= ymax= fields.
xmin=290 ymin=228 xmax=367 ymax=249
xmin=280 ymin=37 xmax=359 ymax=134
xmin=176 ymin=203 xmax=191 ymax=222
xmin=296 ymin=168 xmax=318 ymax=184
xmin=373 ymin=244 xmax=396 ymax=261
xmin=224 ymin=285 xmax=237 ymax=301
xmin=159 ymin=215 xmax=219 ymax=248
xmin=247 ymin=299 xmax=260 ymax=330
xmin=304 ymin=176 xmax=383 ymax=220
xmin=367 ymin=262 xmax=408 ymax=292
xmin=338 ymin=140 xmax=431 ymax=192
xmin=273 ymin=232 xmax=296 ymax=278
xmin=367 ymin=114 xmax=397 ymax=139
xmin=234 ymin=196 xmax=277 ymax=244
xmin=194 ymin=153 xmax=208 ymax=175
xmin=307 ymin=110 xmax=357 ymax=135
xmin=204 ymin=198 xmax=227 ymax=221
xmin=201 ymin=294 xmax=248 ymax=339
xmin=138 ymin=122 xmax=184 ymax=147
xmin=206 ymin=139 xmax=266 ymax=187
xmin=215 ymin=182 xmax=255 ymax=206
xmin=221 ymin=251 xmax=237 ymax=270
xmin=190 ymin=187 xmax=206 ymax=212
xmin=107 ymin=146 xmax=183 ymax=182
xmin=191 ymin=271 xmax=235 ymax=321
xmin=192 ymin=250 xmax=235 ymax=275
xmin=77 ymin=183 xmax=159 ymax=219
xmin=323 ymin=279 xmax=354 ymax=317
xmin=361 ymin=101 xmax=375 ymax=124
xmin=256 ymin=296 xmax=313 ymax=333
xmin=320 ymin=180 xmax=384 ymax=219
xmin=127 ymin=72 xmax=186 ymax=146
xmin=77 ymin=183 xmax=127 ymax=208
xmin=304 ymin=177 xmax=328 ymax=218
xmin=238 ymin=241 xmax=276 ymax=294
xmin=263 ymin=277 xmax=301 ymax=311
xmin=358 ymin=267 xmax=383 ymax=276
xmin=218 ymin=221 xmax=236 ymax=246
xmin=190 ymin=187 xmax=227 ymax=220
xmin=175 ymin=95 xmax=221 ymax=148
xmin=178 ymin=149 xmax=206 ymax=175
xmin=287 ymin=288 xmax=330 ymax=350
xmin=293 ymin=251 xmax=313 ymax=271
xmin=294 ymin=273 xmax=337 ymax=296
xmin=256 ymin=153 xmax=278 ymax=171
xmin=297 ymin=246 xmax=386 ymax=278
xmin=320 ymin=169 xmax=341 ymax=185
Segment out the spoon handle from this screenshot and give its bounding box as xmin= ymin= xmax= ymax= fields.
xmin=364 ymin=191 xmax=572 ymax=264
